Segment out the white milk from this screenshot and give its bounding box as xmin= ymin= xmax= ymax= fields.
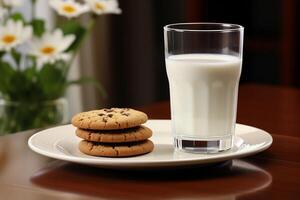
xmin=166 ymin=54 xmax=242 ymax=140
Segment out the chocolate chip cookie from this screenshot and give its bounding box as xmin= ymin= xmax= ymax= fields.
xmin=76 ymin=125 xmax=152 ymax=143
xmin=71 ymin=108 xmax=148 ymax=130
xmin=79 ymin=140 xmax=154 ymax=157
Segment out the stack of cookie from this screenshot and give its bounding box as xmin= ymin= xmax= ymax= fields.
xmin=71 ymin=108 xmax=154 ymax=157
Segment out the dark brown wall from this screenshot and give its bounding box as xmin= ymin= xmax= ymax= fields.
xmin=87 ymin=0 xmax=299 ymax=108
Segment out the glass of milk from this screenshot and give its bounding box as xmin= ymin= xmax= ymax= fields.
xmin=164 ymin=23 xmax=244 ymax=153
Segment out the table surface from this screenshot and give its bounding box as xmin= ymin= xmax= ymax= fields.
xmin=0 ymin=84 xmax=300 ymax=199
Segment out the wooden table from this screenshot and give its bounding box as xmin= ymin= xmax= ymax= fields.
xmin=0 ymin=84 xmax=300 ymax=199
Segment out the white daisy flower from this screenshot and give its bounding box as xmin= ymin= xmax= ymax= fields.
xmin=29 ymin=29 xmax=75 ymax=67
xmin=0 ymin=20 xmax=32 ymax=51
xmin=85 ymin=0 xmax=121 ymax=15
xmin=2 ymin=0 xmax=24 ymax=7
xmin=49 ymin=0 xmax=89 ymax=18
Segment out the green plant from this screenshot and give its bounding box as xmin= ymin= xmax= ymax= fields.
xmin=0 ymin=0 xmax=121 ymax=133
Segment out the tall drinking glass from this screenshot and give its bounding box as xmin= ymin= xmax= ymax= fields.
xmin=164 ymin=23 xmax=244 ymax=153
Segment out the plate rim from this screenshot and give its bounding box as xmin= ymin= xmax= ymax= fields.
xmin=28 ymin=120 xmax=273 ymax=167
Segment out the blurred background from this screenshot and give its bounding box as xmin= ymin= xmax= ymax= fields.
xmin=15 ymin=0 xmax=296 ymax=115
xmin=78 ymin=0 xmax=299 ymax=113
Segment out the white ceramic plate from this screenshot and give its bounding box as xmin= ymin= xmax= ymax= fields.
xmin=28 ymin=120 xmax=272 ymax=169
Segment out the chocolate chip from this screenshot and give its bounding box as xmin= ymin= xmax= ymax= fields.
xmin=104 ymin=109 xmax=113 ymax=113
xmin=98 ymin=113 xmax=105 ymax=116
xmin=108 ymin=114 xmax=113 ymax=118
xmin=122 ymin=113 xmax=130 ymax=116
xmin=102 ymin=117 xmax=108 ymax=122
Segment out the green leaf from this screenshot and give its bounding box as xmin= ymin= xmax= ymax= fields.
xmin=0 ymin=62 xmax=41 ymax=101
xmin=31 ymin=19 xmax=45 ymax=37
xmin=59 ymin=21 xmax=86 ymax=52
xmin=37 ymin=61 xmax=68 ymax=100
xmin=0 ymin=52 xmax=5 ymax=58
xmin=7 ymin=66 xmax=43 ymax=102
xmin=9 ymin=71 xmax=30 ymax=100
xmin=11 ymin=50 xmax=21 ymax=66
xmin=9 ymin=13 xmax=25 ymax=23
xmin=23 ymin=66 xmax=37 ymax=80
xmin=68 ymin=76 xmax=107 ymax=98
xmin=0 ymin=60 xmax=69 ymax=102
xmin=0 ymin=61 xmax=15 ymax=97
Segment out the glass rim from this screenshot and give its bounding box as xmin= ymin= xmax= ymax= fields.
xmin=164 ymin=22 xmax=244 ymax=32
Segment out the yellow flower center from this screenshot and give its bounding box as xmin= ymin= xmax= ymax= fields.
xmin=41 ymin=46 xmax=56 ymax=55
xmin=62 ymin=4 xmax=77 ymax=13
xmin=95 ymin=2 xmax=104 ymax=10
xmin=2 ymin=34 xmax=16 ymax=44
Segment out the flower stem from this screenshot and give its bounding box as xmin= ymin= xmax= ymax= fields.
xmin=66 ymin=15 xmax=97 ymax=73
xmin=11 ymin=49 xmax=21 ymax=71
xmin=31 ymin=0 xmax=37 ymax=20
xmin=7 ymin=7 xmax=12 ymax=19
xmin=77 ymin=15 xmax=97 ymax=55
